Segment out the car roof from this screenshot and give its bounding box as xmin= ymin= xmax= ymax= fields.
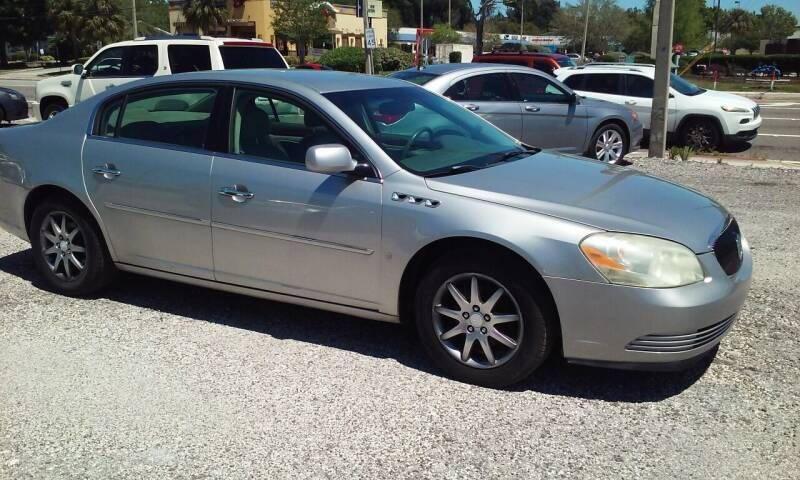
xmin=106 ymin=36 xmax=273 ymax=47
xmin=399 ymin=63 xmax=552 ymax=78
xmin=557 ymin=64 xmax=655 ymax=75
xmin=136 ymin=69 xmax=411 ymax=94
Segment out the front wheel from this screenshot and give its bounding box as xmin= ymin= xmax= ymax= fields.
xmin=588 ymin=124 xmax=628 ymax=163
xmin=41 ymin=102 xmax=66 ymax=120
xmin=681 ymin=118 xmax=721 ymax=151
xmin=30 ymin=199 xmax=116 ymax=296
xmin=414 ymin=253 xmax=555 ymax=387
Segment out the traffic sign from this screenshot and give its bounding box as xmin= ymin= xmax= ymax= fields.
xmin=365 ymin=28 xmax=377 ymax=49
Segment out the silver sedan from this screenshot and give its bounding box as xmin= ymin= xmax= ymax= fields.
xmin=0 ymin=70 xmax=750 ymax=387
xmin=392 ymin=63 xmax=644 ymax=163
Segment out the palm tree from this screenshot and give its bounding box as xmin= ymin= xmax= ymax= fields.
xmin=49 ymin=0 xmax=85 ymax=62
xmin=182 ymin=0 xmax=228 ymax=35
xmin=724 ymin=9 xmax=753 ymax=53
xmin=84 ymin=0 xmax=126 ymax=45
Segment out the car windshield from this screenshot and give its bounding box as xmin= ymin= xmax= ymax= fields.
xmin=323 ymin=87 xmax=530 ymax=176
xmin=557 ymin=58 xmax=576 ymax=67
xmin=390 ymin=70 xmax=439 ymax=85
xmin=670 ymin=73 xmax=705 ymax=96
xmin=219 ymin=46 xmax=286 ymax=69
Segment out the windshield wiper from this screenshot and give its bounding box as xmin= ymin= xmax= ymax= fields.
xmin=425 ymin=164 xmax=486 ymax=178
xmin=491 ymin=148 xmax=536 ymax=164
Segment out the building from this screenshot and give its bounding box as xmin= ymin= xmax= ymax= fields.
xmin=168 ymin=0 xmax=387 ymax=53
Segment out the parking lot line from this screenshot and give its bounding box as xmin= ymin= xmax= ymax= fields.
xmin=757 ymin=133 xmax=800 ymax=138
xmin=761 ymin=117 xmax=799 ymax=121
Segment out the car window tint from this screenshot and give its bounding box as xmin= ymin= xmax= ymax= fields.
xmin=625 ymin=74 xmax=653 ymax=98
xmin=168 ymin=45 xmax=212 ymax=73
xmin=510 ymin=73 xmax=569 ymax=103
xmin=219 ymin=47 xmax=286 ymax=69
xmin=97 ymin=98 xmax=123 ymax=137
xmin=562 ymin=74 xmax=585 ymax=90
xmin=230 ymin=89 xmax=350 ymax=165
xmin=444 ymin=73 xmax=517 ymax=102
xmin=582 ymin=73 xmax=623 ymax=95
xmin=87 ymin=47 xmax=124 ymax=77
xmin=117 ymin=88 xmax=217 ymax=148
xmin=123 ymin=45 xmax=158 ymax=77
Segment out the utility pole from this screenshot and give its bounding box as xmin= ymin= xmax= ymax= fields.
xmin=580 ymin=0 xmax=589 ymax=61
xmin=448 ymin=0 xmax=451 ymax=26
xmin=650 ymin=0 xmax=659 ymax=58
xmin=648 ymin=0 xmax=675 ymax=158
xmin=712 ymin=0 xmax=720 ymax=54
xmin=132 ymin=0 xmax=138 ymax=38
xmin=520 ymin=1 xmax=524 ymax=36
xmin=363 ymin=0 xmax=373 ymax=74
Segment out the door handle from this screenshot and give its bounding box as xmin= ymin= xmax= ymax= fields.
xmin=624 ymin=100 xmax=637 ymax=105
xmin=92 ymin=164 xmax=121 ymax=180
xmin=524 ymin=105 xmax=540 ymax=112
xmin=465 ymin=104 xmax=479 ymax=111
xmin=218 ymin=186 xmax=255 ymax=203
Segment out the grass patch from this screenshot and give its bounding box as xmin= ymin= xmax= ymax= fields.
xmin=685 ymin=75 xmax=800 ymax=93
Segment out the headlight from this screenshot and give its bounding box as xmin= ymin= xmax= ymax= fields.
xmin=721 ymin=105 xmax=750 ymax=113
xmin=580 ymin=233 xmax=704 ymax=288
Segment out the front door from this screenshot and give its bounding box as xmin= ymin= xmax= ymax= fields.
xmin=210 ymin=88 xmax=383 ymax=307
xmin=622 ymin=73 xmax=678 ymax=132
xmin=77 ymin=45 xmax=158 ymax=103
xmin=444 ymin=73 xmax=523 ymax=140
xmin=82 ymin=86 xmax=218 ymax=279
xmin=509 ymin=72 xmax=588 ymax=152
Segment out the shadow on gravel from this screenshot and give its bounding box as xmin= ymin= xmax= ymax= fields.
xmin=1 ymin=248 xmax=710 ymax=402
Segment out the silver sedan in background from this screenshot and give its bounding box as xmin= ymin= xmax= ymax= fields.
xmin=392 ymin=64 xmax=643 ymax=163
xmin=0 ymin=70 xmax=749 ymax=387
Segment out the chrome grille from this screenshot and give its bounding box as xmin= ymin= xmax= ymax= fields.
xmin=753 ymin=105 xmax=760 ymax=118
xmin=626 ymin=315 xmax=736 ymax=353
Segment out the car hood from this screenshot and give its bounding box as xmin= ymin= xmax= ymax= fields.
xmin=425 ymin=152 xmax=729 ymax=253
xmin=697 ymin=89 xmax=756 ymax=110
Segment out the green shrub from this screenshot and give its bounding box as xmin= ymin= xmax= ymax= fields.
xmin=286 ymin=55 xmax=319 ymax=67
xmin=449 ymin=51 xmax=462 ymax=63
xmin=373 ymin=47 xmax=413 ymax=72
xmin=704 ymin=54 xmax=800 ymax=76
xmin=319 ymin=47 xmax=365 ymax=72
xmin=669 ymin=145 xmax=695 ymax=161
xmin=9 ymin=51 xmax=26 ymax=62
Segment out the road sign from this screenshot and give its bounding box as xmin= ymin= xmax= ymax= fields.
xmin=365 ymin=28 xmax=377 ymax=49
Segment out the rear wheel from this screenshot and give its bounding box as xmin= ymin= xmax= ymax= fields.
xmin=30 ymin=199 xmax=116 ymax=296
xmin=414 ymin=252 xmax=555 ymax=387
xmin=588 ymin=123 xmax=628 ymax=163
xmin=681 ymin=118 xmax=721 ymax=151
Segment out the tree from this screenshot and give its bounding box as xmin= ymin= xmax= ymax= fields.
xmin=84 ymin=0 xmax=125 ymax=45
xmin=553 ymin=0 xmax=629 ymax=53
xmin=182 ymin=0 xmax=227 ymax=35
xmin=272 ymin=0 xmax=335 ymax=63
xmin=757 ymin=5 xmax=797 ymax=43
xmin=622 ymin=7 xmax=650 ymax=53
xmin=673 ymin=0 xmax=705 ymax=49
xmin=50 ymin=0 xmax=86 ymax=62
xmin=724 ymin=8 xmax=756 ymax=53
xmin=380 ymin=0 xmax=474 ymax=30
xmin=502 ymin=0 xmax=560 ymax=31
xmin=471 ymin=0 xmax=499 ymax=54
xmin=0 ymin=0 xmax=50 ymax=66
xmin=431 ymin=23 xmax=461 ymax=44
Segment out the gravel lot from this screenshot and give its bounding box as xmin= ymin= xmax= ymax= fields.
xmin=1 ymin=158 xmax=798 ymax=479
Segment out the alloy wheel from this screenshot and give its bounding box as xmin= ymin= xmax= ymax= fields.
xmin=39 ymin=211 xmax=87 ymax=282
xmin=432 ymin=273 xmax=523 ymax=369
xmin=686 ymin=123 xmax=715 ymax=150
xmin=594 ymin=129 xmax=624 ymax=162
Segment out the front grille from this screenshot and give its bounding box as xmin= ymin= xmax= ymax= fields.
xmin=752 ymin=105 xmax=760 ymax=118
xmin=626 ymin=314 xmax=736 ymax=352
xmin=714 ymin=218 xmax=743 ymax=275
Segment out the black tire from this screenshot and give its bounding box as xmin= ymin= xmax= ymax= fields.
xmin=586 ymin=123 xmax=628 ymax=163
xmin=29 ymin=198 xmax=116 ymax=296
xmin=41 ymin=102 xmax=66 ymax=120
xmin=414 ymin=251 xmax=556 ymax=388
xmin=681 ymin=117 xmax=721 ymax=151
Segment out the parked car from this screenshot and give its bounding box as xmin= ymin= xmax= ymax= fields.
xmin=566 ymin=53 xmax=583 ymax=63
xmin=473 ymin=50 xmax=575 ymax=76
xmin=0 ymin=87 xmax=28 ymax=123
xmin=0 ymin=70 xmax=751 ymax=387
xmin=749 ymin=64 xmax=781 ymax=78
xmin=33 ymin=35 xmax=288 ymax=120
xmin=392 ymin=64 xmax=643 ymax=163
xmin=295 ymin=63 xmax=333 ymax=70
xmin=556 ymin=64 xmax=762 ymax=149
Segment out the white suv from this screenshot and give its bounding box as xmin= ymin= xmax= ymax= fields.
xmin=556 ymin=64 xmax=761 ymax=150
xmin=34 ymin=36 xmax=288 ymax=120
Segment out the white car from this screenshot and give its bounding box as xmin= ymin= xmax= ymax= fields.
xmin=34 ymin=35 xmax=288 ymax=120
xmin=555 ymin=64 xmax=762 ymax=150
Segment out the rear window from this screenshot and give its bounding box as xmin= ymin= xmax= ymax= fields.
xmin=390 ymin=71 xmax=439 ymax=85
xmin=219 ymin=46 xmax=286 ymax=69
xmin=168 ymin=45 xmax=212 ymax=73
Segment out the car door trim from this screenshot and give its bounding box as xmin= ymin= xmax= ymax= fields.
xmin=211 ymin=221 xmax=374 ymax=255
xmin=105 ymin=202 xmax=210 ymax=226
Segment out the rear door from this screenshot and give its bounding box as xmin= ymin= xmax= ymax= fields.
xmin=443 ymin=73 xmax=523 ymax=140
xmin=622 ymin=73 xmax=678 ymax=131
xmin=509 ymin=72 xmax=587 ymax=152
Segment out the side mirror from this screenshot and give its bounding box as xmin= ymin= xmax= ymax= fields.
xmin=305 ymin=144 xmax=357 ymax=174
xmin=72 ymin=64 xmax=85 ymax=77
xmin=569 ymin=92 xmax=578 ymax=103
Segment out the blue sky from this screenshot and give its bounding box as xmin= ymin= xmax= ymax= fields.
xmin=615 ymin=0 xmax=798 ymax=18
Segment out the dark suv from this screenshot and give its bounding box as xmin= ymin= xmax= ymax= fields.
xmin=473 ymin=50 xmax=576 ymax=76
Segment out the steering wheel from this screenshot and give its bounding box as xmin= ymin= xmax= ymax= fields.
xmin=401 ymin=127 xmax=434 ymax=159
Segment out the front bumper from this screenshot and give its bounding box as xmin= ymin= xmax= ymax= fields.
xmin=629 ymin=121 xmax=644 ymax=149
xmin=545 ymin=245 xmax=752 ymax=369
xmin=723 ymin=112 xmax=762 ymax=143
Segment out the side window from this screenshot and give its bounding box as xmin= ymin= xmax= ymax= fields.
xmin=582 ymin=73 xmax=624 ymax=95
xmin=625 ymin=74 xmax=654 ymax=98
xmin=123 ymin=45 xmax=158 ymax=77
xmin=168 ymin=45 xmax=212 ymax=74
xmin=86 ymin=47 xmax=124 ymax=77
xmin=562 ymin=74 xmax=585 ymax=90
xmin=444 ymin=73 xmax=517 ymax=102
xmin=510 ymin=73 xmax=570 ymax=103
xmin=117 ymin=88 xmax=217 ymax=148
xmin=97 ymin=98 xmax=123 ymax=137
xmin=230 ymin=89 xmax=351 ymax=165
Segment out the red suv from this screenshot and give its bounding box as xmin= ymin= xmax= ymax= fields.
xmin=473 ymin=51 xmax=575 ymax=76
